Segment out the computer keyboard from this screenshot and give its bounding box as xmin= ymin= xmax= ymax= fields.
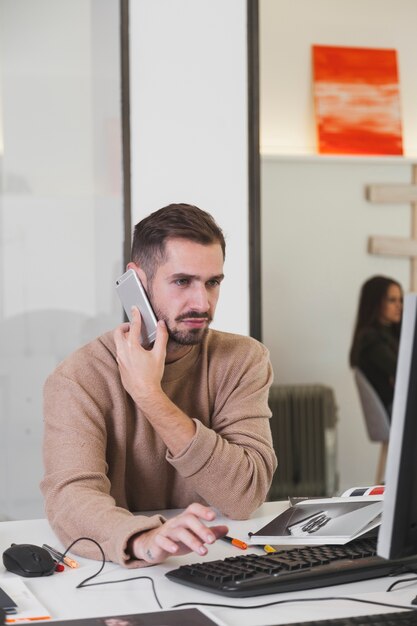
xmin=277 ymin=610 xmax=417 ymax=626
xmin=166 ymin=536 xmax=417 ymax=597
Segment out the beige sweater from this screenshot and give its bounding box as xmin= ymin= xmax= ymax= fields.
xmin=41 ymin=329 xmax=277 ymax=567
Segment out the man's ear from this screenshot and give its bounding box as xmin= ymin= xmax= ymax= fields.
xmin=127 ymin=262 xmax=148 ymax=290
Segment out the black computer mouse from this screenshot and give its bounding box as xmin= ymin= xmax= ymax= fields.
xmin=2 ymin=543 xmax=55 ymax=577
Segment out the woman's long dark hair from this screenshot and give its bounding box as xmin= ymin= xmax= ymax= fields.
xmin=349 ymin=275 xmax=402 ymax=367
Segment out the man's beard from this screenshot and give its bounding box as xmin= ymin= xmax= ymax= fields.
xmin=154 ymin=308 xmax=212 ymax=347
xmin=167 ymin=324 xmax=209 ymax=346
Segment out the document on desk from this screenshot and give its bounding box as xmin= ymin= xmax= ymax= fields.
xmin=0 ymin=578 xmax=51 ymax=623
xmin=248 ymin=496 xmax=383 ymax=545
xmin=44 ymin=607 xmax=225 ymax=625
xmin=0 ymin=585 xmax=17 ymax=615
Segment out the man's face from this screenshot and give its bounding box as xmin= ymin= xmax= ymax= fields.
xmin=133 ymin=238 xmax=224 ymax=349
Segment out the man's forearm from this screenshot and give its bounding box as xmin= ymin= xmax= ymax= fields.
xmin=167 ymin=417 xmax=277 ymax=519
xmin=137 ymin=388 xmax=196 ymax=456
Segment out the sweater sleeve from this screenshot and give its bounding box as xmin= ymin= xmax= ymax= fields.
xmin=166 ymin=338 xmax=277 ymax=519
xmin=41 ymin=369 xmax=164 ymax=568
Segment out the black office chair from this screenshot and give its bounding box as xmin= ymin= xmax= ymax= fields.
xmin=353 ymin=367 xmax=390 ymax=485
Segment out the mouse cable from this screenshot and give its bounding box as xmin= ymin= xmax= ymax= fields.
xmin=172 ymin=595 xmax=417 ymax=613
xmin=60 ymin=537 xmax=163 ymax=609
xmin=384 ymin=573 xmax=417 ymax=606
xmin=387 ymin=576 xmax=417 ymax=593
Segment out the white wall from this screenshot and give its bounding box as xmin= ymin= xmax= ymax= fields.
xmin=259 ymin=0 xmax=417 ymax=491
xmin=260 ymin=0 xmax=417 ymax=157
xmin=128 ymin=0 xmax=250 ymax=335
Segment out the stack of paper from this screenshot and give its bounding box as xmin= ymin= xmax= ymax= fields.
xmin=0 ymin=578 xmax=51 ymax=623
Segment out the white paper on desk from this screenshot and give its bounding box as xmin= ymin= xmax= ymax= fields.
xmin=0 ymin=578 xmax=51 ymax=623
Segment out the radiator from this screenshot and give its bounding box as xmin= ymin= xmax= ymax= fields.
xmin=267 ymin=384 xmax=339 ymax=499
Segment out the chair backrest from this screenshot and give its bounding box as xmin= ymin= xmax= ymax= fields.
xmin=353 ymin=367 xmax=390 ymax=443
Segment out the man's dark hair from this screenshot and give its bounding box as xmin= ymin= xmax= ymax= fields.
xmin=131 ymin=203 xmax=226 ymax=281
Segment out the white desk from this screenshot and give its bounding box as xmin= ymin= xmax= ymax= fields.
xmin=0 ymin=502 xmax=415 ymax=626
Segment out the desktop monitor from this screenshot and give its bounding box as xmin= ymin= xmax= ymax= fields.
xmin=377 ymin=292 xmax=417 ymax=560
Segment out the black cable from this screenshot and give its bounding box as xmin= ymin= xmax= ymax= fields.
xmin=62 ymin=537 xmax=106 ymax=588
xmin=172 ymin=595 xmax=417 ymax=612
xmin=79 ymin=575 xmax=163 ymax=609
xmin=387 ymin=577 xmax=417 ymax=592
xmin=61 ymin=537 xmax=163 ymax=609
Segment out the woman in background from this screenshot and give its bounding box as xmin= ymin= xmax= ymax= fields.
xmin=349 ymin=275 xmax=403 ymax=417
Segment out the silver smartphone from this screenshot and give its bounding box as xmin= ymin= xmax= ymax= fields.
xmin=115 ymin=269 xmax=158 ymax=346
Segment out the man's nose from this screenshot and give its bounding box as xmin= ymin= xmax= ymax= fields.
xmin=190 ymin=284 xmax=210 ymax=311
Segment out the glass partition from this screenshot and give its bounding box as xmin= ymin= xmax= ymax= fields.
xmin=0 ymin=0 xmax=124 ymax=519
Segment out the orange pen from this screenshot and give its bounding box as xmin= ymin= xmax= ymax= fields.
xmin=220 ymin=535 xmax=248 ymax=550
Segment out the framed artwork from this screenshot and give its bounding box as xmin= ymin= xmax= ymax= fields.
xmin=312 ymin=45 xmax=403 ymax=156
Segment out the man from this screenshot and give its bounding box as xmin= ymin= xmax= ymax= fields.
xmin=41 ymin=203 xmax=277 ymax=568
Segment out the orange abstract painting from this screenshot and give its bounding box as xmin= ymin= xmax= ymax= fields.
xmin=312 ymin=45 xmax=403 ymax=156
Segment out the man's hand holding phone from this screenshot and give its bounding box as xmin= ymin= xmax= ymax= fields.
xmin=115 ymin=269 xmax=158 ymax=347
xmin=114 ymin=267 xmax=168 ymax=401
xmin=114 ymin=310 xmax=196 ymax=456
xmin=114 ymin=307 xmax=168 ymax=404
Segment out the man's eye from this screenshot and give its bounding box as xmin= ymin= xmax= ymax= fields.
xmin=175 ymin=278 xmax=189 ymax=286
xmin=207 ymin=279 xmax=220 ymax=288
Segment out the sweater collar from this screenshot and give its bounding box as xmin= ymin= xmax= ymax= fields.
xmin=162 ymin=341 xmax=202 ymax=383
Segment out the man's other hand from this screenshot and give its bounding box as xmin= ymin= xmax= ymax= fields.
xmin=131 ymin=504 xmax=228 ymax=565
